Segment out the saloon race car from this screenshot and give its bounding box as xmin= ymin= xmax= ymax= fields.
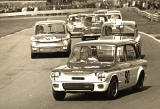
xmin=66 ymin=14 xmax=87 ymax=36
xmin=50 ymin=40 xmax=147 ymax=100
xmin=99 ymin=21 xmax=142 ymax=54
xmin=81 ymin=14 xmax=107 ymax=41
xmin=30 ymin=20 xmax=71 ymax=58
xmin=106 ymin=11 xmax=122 ymax=26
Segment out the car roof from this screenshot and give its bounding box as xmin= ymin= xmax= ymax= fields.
xmin=106 ymin=12 xmax=121 ymax=15
xmin=68 ymin=14 xmax=79 ymax=17
xmin=85 ymin=13 xmax=107 ymax=17
xmin=74 ymin=40 xmax=136 ymax=47
xmin=35 ymin=20 xmax=65 ymax=25
xmin=94 ymin=9 xmax=108 ymax=12
xmin=102 ymin=20 xmax=136 ymax=27
xmin=107 ymin=10 xmax=121 ymax=13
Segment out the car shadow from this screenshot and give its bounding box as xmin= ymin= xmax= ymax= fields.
xmin=33 ymin=52 xmax=69 ymax=59
xmin=64 ymin=86 xmax=151 ymax=101
xmin=117 ymin=86 xmax=151 ymax=99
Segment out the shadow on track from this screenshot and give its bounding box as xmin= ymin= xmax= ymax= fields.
xmin=117 ymin=86 xmax=151 ymax=99
xmin=63 ymin=86 xmax=151 ymax=101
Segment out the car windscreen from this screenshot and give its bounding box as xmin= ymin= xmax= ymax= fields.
xmin=103 ymin=25 xmax=135 ymax=36
xmin=35 ymin=23 xmax=65 ymax=35
xmin=69 ymin=16 xmax=81 ymax=23
xmin=84 ymin=16 xmax=104 ymax=27
xmin=107 ymin=14 xmax=121 ymax=19
xmin=68 ymin=45 xmax=115 ymax=63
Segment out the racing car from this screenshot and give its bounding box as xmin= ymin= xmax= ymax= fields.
xmin=106 ymin=10 xmax=123 ymax=26
xmin=50 ymin=40 xmax=147 ymax=100
xmin=99 ymin=21 xmax=142 ymax=55
xmin=30 ymin=20 xmax=71 ymax=58
xmin=66 ymin=14 xmax=87 ymax=36
xmin=81 ymin=14 xmax=107 ymax=41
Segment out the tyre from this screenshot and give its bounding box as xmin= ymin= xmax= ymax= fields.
xmin=137 ymin=45 xmax=141 ymax=56
xmin=31 ymin=53 xmax=37 ymax=59
xmin=52 ymin=88 xmax=66 ymax=101
xmin=107 ymin=77 xmax=118 ymax=99
xmin=133 ymin=72 xmax=144 ymax=91
xmin=82 ymin=36 xmax=86 ymax=41
xmin=66 ymin=44 xmax=71 ymax=56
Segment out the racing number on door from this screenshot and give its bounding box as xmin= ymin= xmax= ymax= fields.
xmin=125 ymin=71 xmax=130 ymax=84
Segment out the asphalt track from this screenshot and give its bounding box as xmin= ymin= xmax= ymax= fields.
xmin=0 ymin=16 xmax=160 ymax=109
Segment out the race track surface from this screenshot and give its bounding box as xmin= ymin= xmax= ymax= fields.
xmin=0 ymin=16 xmax=160 ymax=109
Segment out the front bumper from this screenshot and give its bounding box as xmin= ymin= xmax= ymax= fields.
xmin=52 ymin=81 xmax=109 ymax=92
xmin=83 ymin=34 xmax=100 ymax=38
xmin=70 ymin=32 xmax=84 ymax=36
xmin=31 ymin=46 xmax=69 ymax=53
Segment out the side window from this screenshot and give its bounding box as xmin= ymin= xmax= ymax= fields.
xmin=117 ymin=46 xmax=126 ymax=62
xmin=126 ymin=45 xmax=136 ymax=61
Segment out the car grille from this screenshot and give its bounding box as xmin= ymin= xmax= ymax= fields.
xmin=63 ymin=83 xmax=94 ymax=90
xmin=90 ymin=29 xmax=100 ymax=34
xmin=72 ymin=77 xmax=85 ymax=80
xmin=73 ymin=28 xmax=83 ymax=32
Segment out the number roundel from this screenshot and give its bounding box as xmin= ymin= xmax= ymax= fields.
xmin=125 ymin=71 xmax=130 ymax=84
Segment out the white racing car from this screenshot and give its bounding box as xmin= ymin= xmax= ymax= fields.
xmin=106 ymin=10 xmax=123 ymax=26
xmin=99 ymin=21 xmax=142 ymax=55
xmin=30 ymin=20 xmax=71 ymax=58
xmin=66 ymin=14 xmax=87 ymax=36
xmin=50 ymin=40 xmax=147 ymax=100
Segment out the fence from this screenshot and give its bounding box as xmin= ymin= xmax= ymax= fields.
xmin=0 ymin=8 xmax=96 ymax=17
xmin=131 ymin=7 xmax=160 ymax=22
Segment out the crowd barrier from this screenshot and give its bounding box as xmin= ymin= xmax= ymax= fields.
xmin=131 ymin=7 xmax=160 ymax=22
xmin=2 ymin=7 xmax=160 ymax=22
xmin=0 ymin=8 xmax=96 ymax=17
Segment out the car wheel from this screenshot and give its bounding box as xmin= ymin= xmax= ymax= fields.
xmin=31 ymin=53 xmax=37 ymax=59
xmin=82 ymin=37 xmax=86 ymax=41
xmin=107 ymin=77 xmax=118 ymax=99
xmin=66 ymin=44 xmax=71 ymax=56
xmin=133 ymin=72 xmax=144 ymax=91
xmin=137 ymin=45 xmax=141 ymax=55
xmin=52 ymin=88 xmax=66 ymax=101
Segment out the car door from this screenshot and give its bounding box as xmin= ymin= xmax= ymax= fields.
xmin=125 ymin=44 xmax=139 ymax=87
xmin=116 ymin=45 xmax=132 ymax=90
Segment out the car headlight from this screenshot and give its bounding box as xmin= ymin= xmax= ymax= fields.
xmin=50 ymin=72 xmax=61 ymax=80
xmin=63 ymin=40 xmax=68 ymax=46
xmin=96 ymin=72 xmax=108 ymax=82
xmin=32 ymin=41 xmax=37 ymax=46
xmin=84 ymin=29 xmax=89 ymax=33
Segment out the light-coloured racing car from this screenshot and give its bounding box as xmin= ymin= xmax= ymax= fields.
xmin=99 ymin=21 xmax=142 ymax=54
xmin=106 ymin=10 xmax=122 ymax=26
xmin=66 ymin=14 xmax=87 ymax=36
xmin=82 ymin=14 xmax=108 ymax=41
xmin=50 ymin=40 xmax=147 ymax=100
xmin=30 ymin=20 xmax=71 ymax=58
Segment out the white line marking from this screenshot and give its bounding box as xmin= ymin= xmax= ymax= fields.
xmin=126 ymin=26 xmax=160 ymax=43
xmin=0 ymin=28 xmax=33 ymax=40
xmin=139 ymin=31 xmax=160 ymax=42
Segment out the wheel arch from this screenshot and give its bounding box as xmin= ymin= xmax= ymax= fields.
xmin=137 ymin=66 xmax=145 ymax=81
xmin=109 ymin=74 xmax=119 ymax=86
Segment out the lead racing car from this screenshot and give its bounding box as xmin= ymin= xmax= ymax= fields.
xmin=50 ymin=40 xmax=147 ymax=100
xmin=30 ymin=20 xmax=71 ymax=58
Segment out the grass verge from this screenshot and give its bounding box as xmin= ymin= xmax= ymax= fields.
xmin=0 ymin=18 xmax=47 ymax=38
xmin=120 ymin=8 xmax=160 ymax=35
